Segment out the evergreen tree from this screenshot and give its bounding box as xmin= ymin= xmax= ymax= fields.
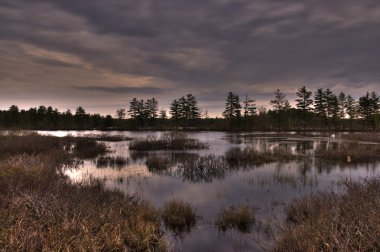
xmin=337 ymin=92 xmax=346 ymax=119
xmin=270 ymin=89 xmax=287 ymax=112
xmin=170 ymin=99 xmax=181 ymax=124
xmin=128 ymin=98 xmax=146 ymax=128
xmin=223 ymin=92 xmax=241 ymax=118
xmin=295 ymin=86 xmax=313 ymax=130
xmin=223 ymin=92 xmax=236 ymax=118
xmin=314 ymin=88 xmax=326 ymax=118
xmin=145 ymin=98 xmax=159 ymax=119
xmin=345 ymin=95 xmax=357 ymax=119
xmin=243 ymin=94 xmax=257 ymax=117
xmin=295 ymin=86 xmax=313 ymax=112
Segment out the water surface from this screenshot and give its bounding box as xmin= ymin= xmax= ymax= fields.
xmin=39 ymin=130 xmax=380 ymax=251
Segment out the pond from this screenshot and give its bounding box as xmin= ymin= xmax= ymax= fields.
xmin=38 ymin=130 xmax=380 ymax=251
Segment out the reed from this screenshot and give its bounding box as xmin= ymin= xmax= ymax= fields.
xmin=215 ymin=205 xmax=255 ymax=233
xmin=161 ymin=199 xmax=197 ymax=234
xmin=129 ymin=132 xmax=208 ymax=150
xmin=0 ymin=134 xmax=167 ymax=251
xmin=274 ymin=177 xmax=380 ymax=252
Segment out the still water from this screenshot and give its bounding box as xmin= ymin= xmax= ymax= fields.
xmin=39 ymin=131 xmax=380 ymax=251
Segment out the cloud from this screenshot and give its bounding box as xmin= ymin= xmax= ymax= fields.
xmin=0 ymin=0 xmax=379 ymax=116
xmin=74 ymin=86 xmax=167 ymax=95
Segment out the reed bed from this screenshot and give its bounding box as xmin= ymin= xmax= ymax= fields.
xmin=225 ymin=147 xmax=297 ymax=166
xmin=338 ymin=132 xmax=380 ymax=143
xmin=0 ymin=133 xmax=167 ymax=251
xmin=215 ymin=205 xmax=255 ymax=233
xmin=146 ymin=155 xmax=173 ymax=172
xmin=315 ymin=143 xmax=380 ymax=163
xmin=129 ymin=132 xmax=208 ymax=150
xmin=274 ymin=177 xmax=380 ymax=252
xmin=69 ymin=134 xmax=133 ymax=142
xmin=96 ymin=156 xmax=129 ymax=168
xmin=161 ymin=199 xmax=198 ymax=234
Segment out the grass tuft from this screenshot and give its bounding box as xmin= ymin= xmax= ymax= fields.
xmin=161 ymin=199 xmax=197 ymax=234
xmin=129 ymin=132 xmax=208 ymax=150
xmin=274 ymin=177 xmax=380 ymax=252
xmin=0 ymin=133 xmax=167 ymax=251
xmin=215 ymin=205 xmax=255 ymax=233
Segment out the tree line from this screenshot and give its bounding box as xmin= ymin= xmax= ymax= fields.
xmin=1 ymin=87 xmax=379 ymax=131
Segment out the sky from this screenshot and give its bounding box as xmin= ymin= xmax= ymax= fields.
xmin=1 ymin=0 xmax=380 ymax=117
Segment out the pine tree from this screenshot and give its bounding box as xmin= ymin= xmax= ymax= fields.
xmin=345 ymin=95 xmax=357 ymax=119
xmin=186 ymin=94 xmax=200 ymax=120
xmin=170 ymin=99 xmax=181 ymax=124
xmin=243 ymin=94 xmax=257 ymax=117
xmin=295 ymin=86 xmax=313 ymax=131
xmin=314 ymin=88 xmax=326 ymax=117
xmin=145 ymin=98 xmax=159 ymax=119
xmin=337 ymin=92 xmax=346 ymax=119
xmin=223 ymin=92 xmax=241 ymax=118
xmin=295 ymin=86 xmax=313 ymax=112
xmin=223 ymin=92 xmax=236 ymax=118
xmin=270 ymin=89 xmax=288 ymax=112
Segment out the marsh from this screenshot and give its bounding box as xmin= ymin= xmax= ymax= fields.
xmin=35 ymin=130 xmax=380 ymax=251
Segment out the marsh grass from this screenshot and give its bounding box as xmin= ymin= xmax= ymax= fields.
xmin=179 ymin=154 xmax=227 ymax=182
xmin=338 ymin=133 xmax=380 ymax=143
xmin=71 ymin=134 xmax=133 ymax=142
xmin=0 ymin=133 xmax=63 ymax=156
xmin=225 ymin=147 xmax=297 ymax=167
xmin=315 ymin=143 xmax=380 ymax=164
xmin=274 ymin=177 xmax=380 ymax=252
xmin=96 ymin=156 xmax=129 ymax=168
xmin=161 ymin=200 xmax=197 ymax=235
xmin=146 ymin=155 xmax=173 ymax=172
xmin=70 ymin=138 xmax=108 ymax=158
xmin=129 ymin=132 xmax=208 ymax=150
xmin=215 ymin=205 xmax=255 ymax=233
xmin=0 ymin=134 xmax=167 ymax=251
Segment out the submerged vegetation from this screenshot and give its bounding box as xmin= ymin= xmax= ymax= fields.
xmin=0 ymin=133 xmax=167 ymax=251
xmin=215 ymin=205 xmax=255 ymax=233
xmin=129 ymin=132 xmax=208 ymax=150
xmin=161 ymin=200 xmax=198 ymax=235
xmin=274 ymin=178 xmax=380 ymax=252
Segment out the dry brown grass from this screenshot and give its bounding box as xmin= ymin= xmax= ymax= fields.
xmin=225 ymin=147 xmax=297 ymax=166
xmin=129 ymin=132 xmax=208 ymax=150
xmin=273 ymin=177 xmax=380 ymax=252
xmin=338 ymin=133 xmax=380 ymax=143
xmin=215 ymin=205 xmax=255 ymax=233
xmin=0 ymin=134 xmax=167 ymax=251
xmin=161 ymin=199 xmax=197 ymax=235
xmin=315 ymin=143 xmax=380 ymax=164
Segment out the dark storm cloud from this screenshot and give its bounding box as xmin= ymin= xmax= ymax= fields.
xmin=0 ymin=0 xmax=380 ymax=115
